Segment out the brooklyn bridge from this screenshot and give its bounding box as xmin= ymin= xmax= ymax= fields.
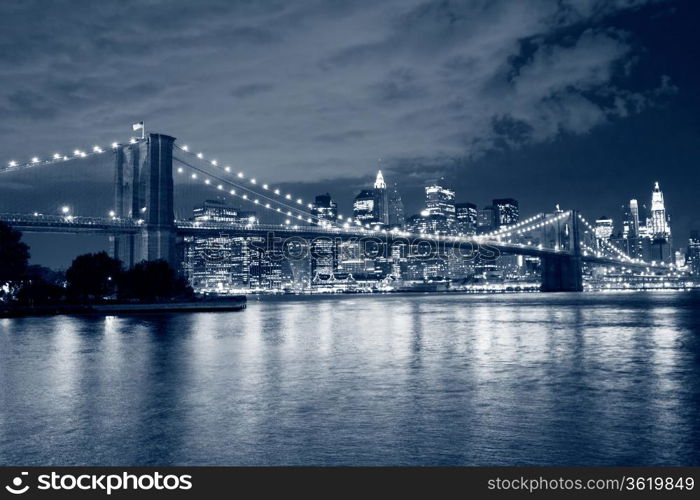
xmin=0 ymin=132 xmax=676 ymax=292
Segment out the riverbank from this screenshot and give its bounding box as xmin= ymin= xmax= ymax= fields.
xmin=0 ymin=295 xmax=246 ymax=318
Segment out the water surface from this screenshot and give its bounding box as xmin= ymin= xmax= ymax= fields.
xmin=1 ymin=291 xmax=699 ymax=465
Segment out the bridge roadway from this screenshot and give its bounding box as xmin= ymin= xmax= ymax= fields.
xmin=0 ymin=212 xmax=666 ymax=271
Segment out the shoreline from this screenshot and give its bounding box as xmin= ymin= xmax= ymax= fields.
xmin=0 ymin=296 xmax=246 ymax=318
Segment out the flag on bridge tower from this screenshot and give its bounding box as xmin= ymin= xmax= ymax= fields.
xmin=132 ymin=121 xmax=145 ymax=139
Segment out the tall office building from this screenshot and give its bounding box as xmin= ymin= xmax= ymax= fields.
xmin=352 ymin=170 xmax=390 ymax=227
xmin=312 ymin=193 xmax=338 ymax=222
xmin=373 ymin=170 xmax=389 ymax=226
xmin=455 ymin=202 xmax=477 ymax=234
xmin=688 ymin=231 xmax=700 ymax=277
xmin=649 ymin=182 xmax=672 ymax=262
xmin=628 ymin=199 xmax=640 ymax=237
xmin=425 ymin=179 xmax=456 ymax=224
xmin=388 ymin=183 xmax=405 ymax=228
xmin=353 ymin=189 xmax=376 ymax=225
xmin=492 ymin=198 xmax=519 ymax=228
xmin=594 ymin=217 xmax=614 ymax=244
xmin=477 ymin=206 xmax=497 ymax=234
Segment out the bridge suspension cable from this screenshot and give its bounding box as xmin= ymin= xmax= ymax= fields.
xmin=174 ymin=142 xmax=370 ymax=226
xmin=0 ymin=138 xmax=142 ymax=174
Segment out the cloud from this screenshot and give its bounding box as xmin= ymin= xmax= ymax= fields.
xmin=230 ymin=83 xmax=275 ymax=98
xmin=0 ymin=0 xmax=675 ymax=188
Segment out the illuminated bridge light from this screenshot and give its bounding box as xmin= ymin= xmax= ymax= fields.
xmin=197 ymin=153 xmax=203 ymax=159
xmin=225 ymin=166 xmax=231 ymax=172
xmin=182 ymin=145 xmax=189 ymax=151
xmin=238 ymin=172 xmax=244 ymax=178
xmin=111 ymin=142 xmax=119 ymax=149
xmin=229 ymin=189 xmax=235 ymax=195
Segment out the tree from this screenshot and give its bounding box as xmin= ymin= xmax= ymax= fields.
xmin=66 ymin=252 xmax=122 ymax=300
xmin=119 ymin=259 xmax=193 ymax=301
xmin=0 ymin=222 xmax=30 ymax=299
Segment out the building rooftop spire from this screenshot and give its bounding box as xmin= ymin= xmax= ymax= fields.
xmin=374 ymin=170 xmax=386 ymax=189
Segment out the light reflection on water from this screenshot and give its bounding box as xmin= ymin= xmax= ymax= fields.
xmin=1 ymin=291 xmax=699 ymax=465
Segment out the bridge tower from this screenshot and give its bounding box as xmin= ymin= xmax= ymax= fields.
xmin=540 ymin=210 xmax=583 ymax=292
xmin=110 ymin=133 xmax=177 ymax=268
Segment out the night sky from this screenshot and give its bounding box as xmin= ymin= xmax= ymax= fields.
xmin=0 ymin=0 xmax=698 ymax=268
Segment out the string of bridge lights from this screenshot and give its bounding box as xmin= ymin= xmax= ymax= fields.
xmin=477 ymin=211 xmax=570 ymax=241
xmin=577 ymin=213 xmax=651 ymax=265
xmin=1 ymin=138 xmax=143 ymax=173
xmin=581 ymin=243 xmax=683 ymax=278
xmin=174 ymin=142 xmax=374 ymax=228
xmin=5 ymin=138 xmax=672 ymax=268
xmin=181 ymin=159 xmax=585 ymax=248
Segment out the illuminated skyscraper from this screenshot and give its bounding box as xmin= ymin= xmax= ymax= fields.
xmin=629 ymin=199 xmax=640 ymax=237
xmin=353 ymin=170 xmax=390 ymax=227
xmin=649 ymin=181 xmax=672 ymax=262
xmin=353 ymin=189 xmax=376 ymax=225
xmin=425 ymin=179 xmax=455 ymax=224
xmin=492 ymin=198 xmax=519 ymax=228
xmin=650 ymin=182 xmax=671 ymax=240
xmin=688 ymin=231 xmax=700 ymax=277
xmin=594 ymin=216 xmax=614 ymax=245
xmin=312 ymin=193 xmax=337 ymax=222
xmin=388 ymin=183 xmax=405 ymax=228
xmin=373 ymin=170 xmax=389 ymax=226
xmin=455 ymin=202 xmax=477 ymax=234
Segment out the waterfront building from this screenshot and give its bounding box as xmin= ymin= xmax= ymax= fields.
xmin=183 ymin=200 xmax=280 ymax=292
xmin=193 ymin=199 xmax=257 ymax=224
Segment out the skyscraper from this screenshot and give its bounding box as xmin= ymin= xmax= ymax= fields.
xmin=688 ymin=231 xmax=700 ymax=277
xmin=425 ymin=179 xmax=455 ymax=224
xmin=353 ymin=170 xmax=390 ymax=227
xmin=455 ymin=202 xmax=477 ymax=234
xmin=650 ymin=182 xmax=671 ymax=240
xmin=373 ymin=170 xmax=389 ymax=226
xmin=477 ymin=206 xmax=496 ymax=233
xmin=594 ymin=216 xmax=614 ymax=244
xmin=388 ymin=183 xmax=405 ymax=228
xmin=629 ymin=199 xmax=640 ymax=238
xmin=312 ymin=193 xmax=338 ymax=223
xmin=649 ymin=181 xmax=672 ymax=262
xmin=492 ymin=198 xmax=519 ymax=228
xmin=353 ymin=189 xmax=376 ymax=225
